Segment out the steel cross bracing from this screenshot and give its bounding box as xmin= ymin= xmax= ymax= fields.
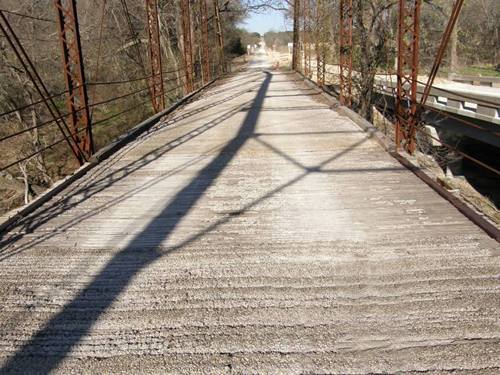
xmin=0 ymin=10 xmax=86 ymax=166
xmin=181 ymin=0 xmax=194 ymax=93
xmin=200 ymin=0 xmax=211 ymax=84
xmin=0 ymin=0 xmax=239 ymax=176
xmin=302 ymin=0 xmax=311 ymax=77
xmin=314 ymin=0 xmax=326 ymax=86
xmin=339 ymin=0 xmax=353 ymax=108
xmin=53 ymin=0 xmax=93 ymax=159
xmin=145 ymin=0 xmax=165 ymax=113
xmin=395 ymin=0 xmax=422 ymax=154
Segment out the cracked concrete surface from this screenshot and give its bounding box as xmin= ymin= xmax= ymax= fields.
xmin=0 ymin=53 xmax=499 ymax=374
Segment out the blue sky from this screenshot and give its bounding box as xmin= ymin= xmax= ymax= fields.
xmin=239 ymin=10 xmax=291 ymax=34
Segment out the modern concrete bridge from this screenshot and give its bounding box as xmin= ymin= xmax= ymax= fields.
xmin=0 ymin=55 xmax=499 ymax=373
xmin=319 ymin=64 xmax=500 ymax=147
xmin=374 ymin=75 xmax=500 ymax=148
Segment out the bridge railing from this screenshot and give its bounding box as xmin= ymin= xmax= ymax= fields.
xmin=449 ymin=74 xmax=500 ymax=89
xmin=291 ymin=0 xmax=500 ymax=180
xmin=0 ymin=0 xmax=228 ymax=216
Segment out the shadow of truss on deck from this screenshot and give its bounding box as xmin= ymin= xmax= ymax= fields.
xmin=1 ymin=69 xmax=408 ymax=373
xmin=0 ymin=82 xmax=264 ymax=255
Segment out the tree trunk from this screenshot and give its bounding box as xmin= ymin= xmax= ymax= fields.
xmin=29 ymin=107 xmax=52 ymax=185
xmin=18 ymin=162 xmax=31 ymax=205
xmin=159 ymin=14 xmax=181 ymax=98
xmin=449 ymin=22 xmax=459 ymax=75
xmin=358 ymin=73 xmax=375 ymax=121
xmin=495 ymin=26 xmax=500 ymax=67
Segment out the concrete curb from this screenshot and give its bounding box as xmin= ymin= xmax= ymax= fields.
xmin=0 ymin=79 xmax=217 ymax=234
xmin=295 ymin=71 xmax=499 ymax=242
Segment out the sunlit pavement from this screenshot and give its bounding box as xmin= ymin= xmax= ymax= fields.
xmin=0 ymin=54 xmax=499 ymax=374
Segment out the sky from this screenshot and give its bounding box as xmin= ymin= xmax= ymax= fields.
xmin=239 ymin=10 xmax=291 ymax=35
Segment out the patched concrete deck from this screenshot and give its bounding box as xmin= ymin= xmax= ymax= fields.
xmin=0 ymin=54 xmax=499 ymax=374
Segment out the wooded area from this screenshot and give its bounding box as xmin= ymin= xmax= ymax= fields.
xmin=0 ymin=0 xmax=252 ymax=214
xmin=265 ymin=0 xmax=499 ymax=118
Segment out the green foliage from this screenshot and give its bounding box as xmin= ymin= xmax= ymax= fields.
xmin=226 ymin=29 xmax=261 ymax=57
xmin=239 ymin=30 xmax=261 ymax=47
xmin=226 ymin=36 xmax=247 ymax=56
xmin=456 ymin=66 xmax=500 ymax=78
xmin=263 ymin=31 xmax=292 ymax=50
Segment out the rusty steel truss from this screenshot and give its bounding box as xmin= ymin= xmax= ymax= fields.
xmin=395 ymin=0 xmax=422 ymax=154
xmin=181 ymin=0 xmax=194 ymax=93
xmin=0 ymin=10 xmax=86 ymax=165
xmin=339 ymin=0 xmax=353 ymax=107
xmin=302 ymin=0 xmax=311 ymax=77
xmin=315 ymin=0 xmax=326 ymax=86
xmin=0 ymin=0 xmax=238 ymax=175
xmin=145 ymin=0 xmax=165 ymax=113
xmin=285 ymin=0 xmax=466 ymax=157
xmin=420 ymin=0 xmax=464 ymax=108
xmin=54 ymin=0 xmax=93 ymax=159
xmin=292 ymin=0 xmax=301 ymax=71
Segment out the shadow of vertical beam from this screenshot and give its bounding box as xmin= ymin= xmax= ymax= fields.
xmin=1 ymin=71 xmax=272 ymax=374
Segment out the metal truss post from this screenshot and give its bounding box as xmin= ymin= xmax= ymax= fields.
xmin=200 ymin=0 xmax=210 ymax=83
xmin=292 ymin=0 xmax=301 ymax=71
xmin=145 ymin=0 xmax=165 ymax=113
xmin=213 ymin=0 xmax=225 ymax=75
xmin=315 ymin=0 xmax=326 ymax=86
xmin=339 ymin=0 xmax=353 ymax=107
xmin=298 ymin=0 xmax=304 ymax=73
xmin=53 ymin=0 xmax=93 ymax=158
xmin=395 ymin=0 xmax=421 ymax=154
xmin=181 ymin=0 xmax=194 ymax=93
xmin=303 ymin=0 xmax=311 ymax=77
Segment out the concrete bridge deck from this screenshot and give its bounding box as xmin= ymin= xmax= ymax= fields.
xmin=0 ymin=57 xmax=499 ymax=373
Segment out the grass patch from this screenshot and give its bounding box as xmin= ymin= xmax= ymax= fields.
xmin=458 ymin=65 xmax=500 ymax=77
xmin=439 ymin=65 xmax=500 ymax=78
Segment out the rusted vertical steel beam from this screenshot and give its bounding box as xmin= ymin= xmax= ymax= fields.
xmin=395 ymin=0 xmax=422 ymax=154
xmin=0 ymin=11 xmax=85 ymax=165
xmin=301 ymin=0 xmax=304 ymax=72
xmin=420 ymin=0 xmax=464 ymax=107
xmin=53 ymin=0 xmax=93 ymax=158
xmin=213 ymin=0 xmax=225 ymax=74
xmin=292 ymin=0 xmax=301 ymax=71
xmin=145 ymin=0 xmax=165 ymax=113
xmin=315 ymin=0 xmax=325 ymax=86
xmin=339 ymin=0 xmax=353 ymax=107
xmin=302 ymin=0 xmax=310 ymax=76
xmin=307 ymin=0 xmax=312 ymax=77
xmin=298 ymin=0 xmax=304 ymax=73
xmin=181 ymin=0 xmax=194 ymax=93
xmin=200 ymin=0 xmax=210 ymax=83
